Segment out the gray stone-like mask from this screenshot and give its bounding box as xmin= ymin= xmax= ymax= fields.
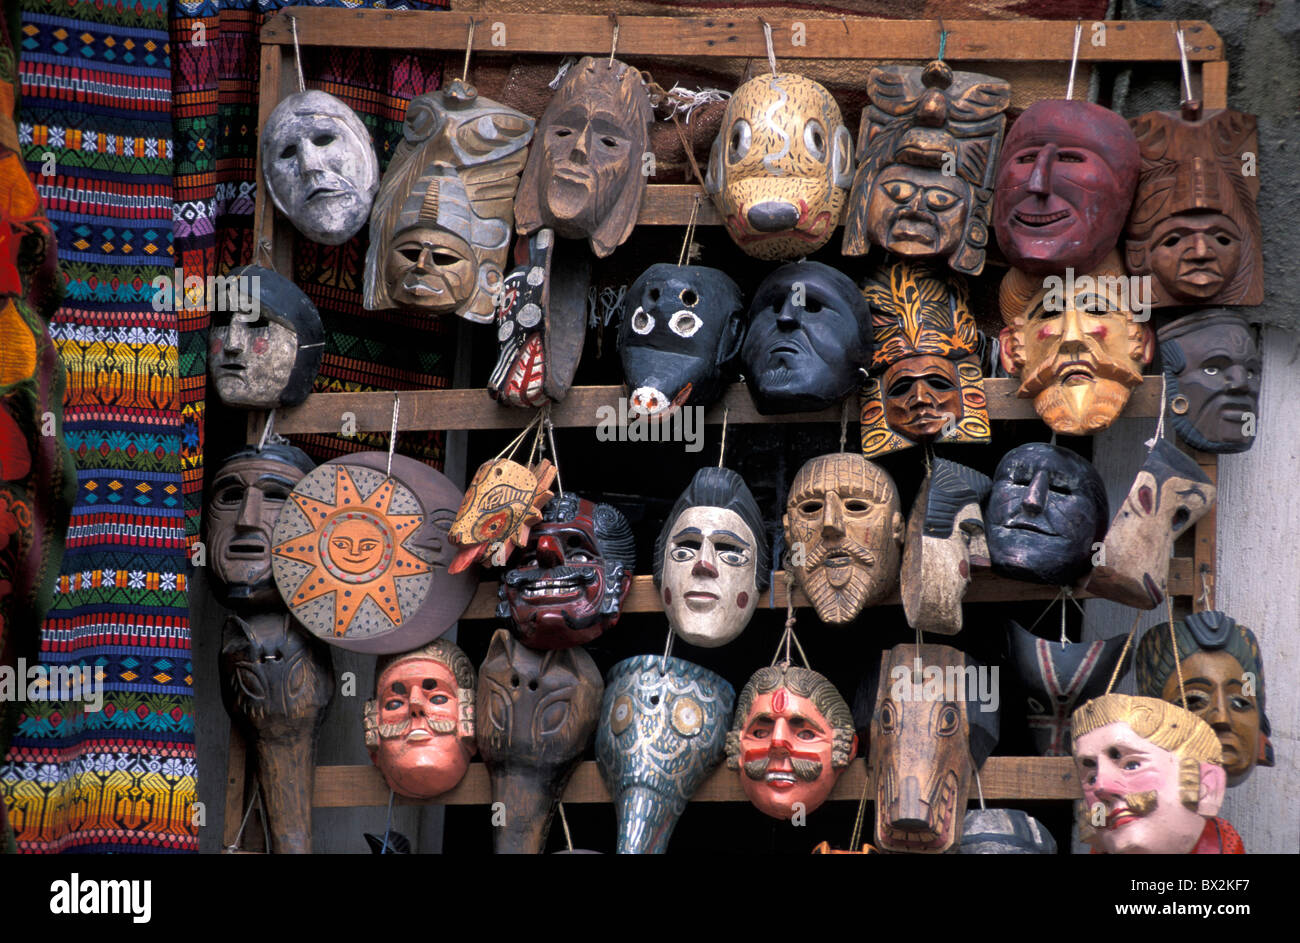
xmin=262 ymin=90 xmax=380 ymax=245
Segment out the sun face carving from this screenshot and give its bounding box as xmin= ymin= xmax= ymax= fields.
xmin=272 ymin=464 xmax=432 ymax=640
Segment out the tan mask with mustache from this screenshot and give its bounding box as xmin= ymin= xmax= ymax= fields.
xmin=998 ymin=251 xmax=1155 ymax=436
xmin=783 ymin=454 xmax=903 ymax=624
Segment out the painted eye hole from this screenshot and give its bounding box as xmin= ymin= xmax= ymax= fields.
xmin=1216 ymin=233 xmax=1234 ymax=246
xmin=610 ymin=695 xmax=634 ymax=735
xmin=880 ymin=700 xmax=897 ymax=733
xmin=717 ymin=545 xmax=749 ymax=566
xmin=803 ymin=119 xmax=826 ymax=161
xmin=843 ymin=499 xmax=870 ymax=513
xmin=669 ymin=539 xmax=699 ymax=563
xmin=926 ymin=189 xmax=959 ymax=210
xmin=798 ymin=500 xmax=824 ymax=515
xmin=1015 ymin=149 xmax=1039 ymax=164
xmin=600 ymin=135 xmax=619 ymax=149
xmin=630 ymin=306 xmax=654 ymax=335
xmin=881 ymin=179 xmax=916 ymax=202
xmin=1203 ymin=365 xmax=1220 ymax=376
xmin=937 ymin=704 xmax=960 ymax=736
xmin=728 ymin=119 xmax=752 ymax=163
xmin=279 ymin=144 xmax=298 ymax=160
xmin=1057 ymin=150 xmax=1086 ymax=163
xmin=669 ymin=311 xmax=702 ymax=338
xmin=671 ymin=696 xmax=704 ymax=736
xmin=680 ymin=289 xmax=698 ymax=306
xmin=311 ymin=133 xmax=336 ymax=147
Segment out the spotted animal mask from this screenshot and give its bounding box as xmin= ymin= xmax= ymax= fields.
xmin=596 ymin=655 xmax=735 ymax=853
xmin=706 ymin=72 xmax=853 ymax=260
xmin=842 ymin=60 xmax=1010 ymax=275
xmin=447 ymin=458 xmax=556 ymax=572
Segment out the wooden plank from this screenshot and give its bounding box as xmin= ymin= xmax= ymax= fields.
xmin=222 ymin=727 xmax=249 ymax=850
xmin=1192 ymin=450 xmax=1218 ymax=612
xmin=261 ymin=11 xmax=1223 ymax=62
xmin=1202 ymin=60 xmax=1229 ymax=110
xmin=461 ymin=558 xmax=1195 ymax=618
xmin=638 ymin=185 xmax=720 ymax=226
xmin=269 ymin=377 xmax=1167 ymax=435
xmin=312 ymin=755 xmax=1080 ymax=808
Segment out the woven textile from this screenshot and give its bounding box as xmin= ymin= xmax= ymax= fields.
xmin=0 ymin=0 xmax=195 ymax=852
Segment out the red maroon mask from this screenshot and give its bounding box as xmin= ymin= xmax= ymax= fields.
xmin=993 ymin=100 xmax=1140 ymax=276
xmin=497 ymin=493 xmax=635 ymax=649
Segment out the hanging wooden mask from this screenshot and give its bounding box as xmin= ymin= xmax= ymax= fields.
xmin=447 ymin=457 xmax=556 ymax=572
xmin=207 ymin=443 xmax=316 ymax=609
xmin=209 ymin=266 xmax=324 ymax=410
xmin=362 ymin=638 xmax=476 ymax=799
xmin=220 ymin=611 xmax=334 ymax=854
xmin=262 ymin=90 xmax=379 ymax=245
xmin=868 ymin=643 xmax=998 ymax=853
xmin=1086 ymin=439 xmax=1215 ymax=609
xmin=497 ymin=492 xmax=636 ymax=650
xmin=1125 ymin=104 xmax=1262 ymax=307
xmin=842 ymin=60 xmax=1010 ymax=275
xmin=900 ymin=459 xmax=991 ymax=636
xmin=705 ymin=72 xmax=853 ymax=260
xmin=595 ymin=655 xmax=735 ymax=854
xmin=993 ymin=99 xmax=1140 ymax=276
xmin=1135 ymin=611 xmax=1274 ymax=786
xmin=741 ymin=262 xmax=872 ymax=415
xmin=985 ymin=443 xmax=1108 ymax=586
xmin=724 ymin=665 xmax=856 ymax=820
xmin=1159 ymin=309 xmax=1261 ymax=454
xmin=783 ymin=453 xmax=903 ymax=625
xmin=271 ymin=452 xmax=475 ymax=653
xmin=653 ymin=467 xmax=769 ymax=648
xmin=1007 ymin=620 xmax=1131 ymax=756
xmin=1071 ymin=693 xmax=1237 ymax=854
xmin=515 ymin=57 xmax=652 ymax=258
xmin=365 ymin=78 xmax=534 ymax=321
xmin=477 ymin=629 xmax=603 ymax=854
xmin=958 ymin=809 xmax=1057 ymax=854
xmin=860 ymin=260 xmax=989 ymax=456
xmin=998 ymin=252 xmax=1155 ymax=436
xmin=618 ymin=263 xmax=745 ymax=417
xmin=487 ymin=229 xmax=591 ymax=408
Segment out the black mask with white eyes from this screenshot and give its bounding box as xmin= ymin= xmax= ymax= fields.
xmin=618 ymin=263 xmax=745 ymax=417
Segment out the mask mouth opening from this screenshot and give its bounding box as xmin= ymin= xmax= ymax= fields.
xmin=228 ymin=539 xmax=269 ymax=559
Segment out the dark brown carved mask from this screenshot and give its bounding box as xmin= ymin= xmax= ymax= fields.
xmin=476 ymin=629 xmax=604 ymax=854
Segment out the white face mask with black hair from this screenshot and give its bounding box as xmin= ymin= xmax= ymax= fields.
xmin=661 ymin=506 xmax=759 ymax=648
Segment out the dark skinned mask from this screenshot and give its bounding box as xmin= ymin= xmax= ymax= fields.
xmin=1159 ymin=309 xmax=1261 ymax=454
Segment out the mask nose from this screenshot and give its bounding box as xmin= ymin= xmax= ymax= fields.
xmin=1027 ymin=143 xmax=1057 ymax=195
xmin=535 ymin=534 xmax=564 ymax=569
xmin=891 ymin=775 xmax=929 ymax=829
xmin=224 ymin=318 xmax=250 ymax=354
xmin=1021 ymin=470 xmax=1050 ymax=514
xmin=297 ymin=139 xmax=328 ymax=176
xmin=746 ymin=201 xmax=800 ymax=232
xmin=629 ymin=386 xmax=670 ymax=416
xmin=776 ymin=298 xmax=801 ymax=330
xmin=821 ymin=491 xmax=845 ymax=538
xmin=235 ymin=488 xmax=263 ymax=531
xmin=692 ymin=541 xmax=718 ymax=578
xmin=569 ymin=123 xmax=592 ymax=165
xmin=1058 ymin=306 xmax=1088 ymax=351
xmin=1188 ymin=233 xmax=1216 ymax=260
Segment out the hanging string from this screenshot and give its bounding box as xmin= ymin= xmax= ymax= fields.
xmin=1147 ymin=373 xmax=1169 ymax=450
xmin=1175 ymin=23 xmax=1195 ymax=105
xmin=677 ymin=196 xmax=702 ymax=267
xmin=848 ymin=765 xmax=871 ymax=852
xmin=545 ymin=413 xmax=564 ymax=496
xmin=491 ymin=409 xmax=547 ymax=463
xmin=609 ymin=15 xmax=620 ymax=64
xmin=1166 ymin=594 xmax=1188 ymax=709
xmin=1196 ymin=565 xmax=1213 ymax=614
xmin=1059 ymin=586 xmax=1070 ymax=647
xmin=1065 ymin=19 xmax=1083 ymax=101
xmin=462 ymin=18 xmax=476 ymax=83
xmin=1104 ymin=610 xmax=1145 ymax=694
xmin=660 ymin=624 xmax=675 ymax=671
xmin=716 ymin=405 xmax=730 ymax=468
xmin=557 ymin=802 xmax=574 ymax=852
xmin=258 ymin=409 xmax=277 ymax=451
xmin=761 ymin=21 xmax=778 ymax=75
xmin=379 ymin=787 xmax=396 ymax=854
xmin=972 ymin=759 xmax=986 ymax=810
xmin=771 ymin=574 xmax=809 ymax=668
xmin=386 ymin=394 xmax=400 ymax=479
xmin=289 ymin=15 xmax=306 ymax=95
xmin=839 ymin=398 xmax=851 ymax=452
xmin=228 ymin=781 xmax=262 ymax=852
xmin=1027 ymin=586 xmax=1068 ymax=634
xmin=936 ymin=17 xmax=948 ymax=61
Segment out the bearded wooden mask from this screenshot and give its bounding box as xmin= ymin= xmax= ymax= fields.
xmin=1126 ymin=104 xmax=1262 ymax=307
xmin=724 ymin=665 xmax=856 ymax=820
xmin=220 ymin=611 xmax=333 ymax=854
xmin=842 ymin=60 xmax=1010 ymax=275
xmin=783 ymin=453 xmax=903 ymax=625
xmin=1135 ymin=611 xmax=1274 ymax=786
xmin=900 ymin=460 xmax=991 ymax=636
xmin=706 ymin=72 xmax=853 ymax=260
xmin=209 ymin=266 xmax=324 ymax=410
xmin=869 ymin=643 xmax=998 ymax=854
xmin=998 ymin=252 xmax=1156 ymax=436
xmin=741 ymin=262 xmax=872 ymax=415
xmin=271 ymin=452 xmax=474 ymax=653
xmin=362 ymin=639 xmax=476 ymax=800
xmin=993 ymin=99 xmax=1140 ymax=276
xmin=207 ymin=443 xmax=316 ymax=609
xmin=1007 ymin=620 xmax=1131 ymax=756
xmin=986 ymin=443 xmax=1108 ymax=587
xmin=1159 ymin=309 xmax=1261 ymax=454
xmin=497 ymin=493 xmax=636 ymax=650
xmin=653 ymin=467 xmax=770 ymax=648
xmin=365 ymin=79 xmax=534 ymax=321
xmin=595 ymin=655 xmax=735 ymax=854
xmin=860 ymin=260 xmax=990 ymax=456
xmin=262 ymin=90 xmax=379 ymax=245
xmin=1071 ymin=693 xmax=1233 ymax=854
xmin=477 ymin=629 xmax=603 ymax=854
xmin=515 ymin=57 xmax=652 ymax=258
xmin=618 ymin=263 xmax=745 ymax=418
xmin=1086 ymin=439 xmax=1215 ymax=609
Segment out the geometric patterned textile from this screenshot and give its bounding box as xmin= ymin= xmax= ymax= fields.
xmin=0 ymin=0 xmax=195 ymax=852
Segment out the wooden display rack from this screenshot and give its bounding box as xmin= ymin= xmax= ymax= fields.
xmin=223 ymin=10 xmax=1228 ymax=849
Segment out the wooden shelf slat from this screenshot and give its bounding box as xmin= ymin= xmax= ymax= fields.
xmin=461 ymin=558 xmax=1195 ymax=619
xmin=313 ymin=755 xmax=1080 ymax=808
xmin=262 ymin=11 xmax=1223 ymax=63
xmin=271 ymin=377 xmax=1167 ymax=435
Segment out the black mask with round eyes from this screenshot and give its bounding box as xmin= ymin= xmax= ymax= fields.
xmin=475 ymin=629 xmax=603 ymax=854
xmin=618 ymin=263 xmax=745 ymax=417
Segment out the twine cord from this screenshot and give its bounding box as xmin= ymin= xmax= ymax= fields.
xmin=462 ymin=18 xmax=476 ymax=83
xmin=545 ymin=413 xmax=564 ymax=495
xmin=678 ymin=196 xmax=702 ymax=267
xmin=762 ymin=21 xmax=777 ymax=75
xmin=1175 ymin=24 xmax=1194 ymax=104
xmin=1167 ymin=594 xmax=1187 ymax=709
xmin=558 ymin=802 xmax=574 ymax=852
xmin=1066 ymin=19 xmax=1082 ymax=101
xmin=290 ymin=15 xmax=306 ymax=94
xmin=386 ymin=395 xmax=400 ymax=478
xmin=717 ymin=405 xmax=730 ymax=468
xmin=258 ymin=409 xmax=276 ymax=451
xmin=1104 ymin=610 xmax=1145 ymax=694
